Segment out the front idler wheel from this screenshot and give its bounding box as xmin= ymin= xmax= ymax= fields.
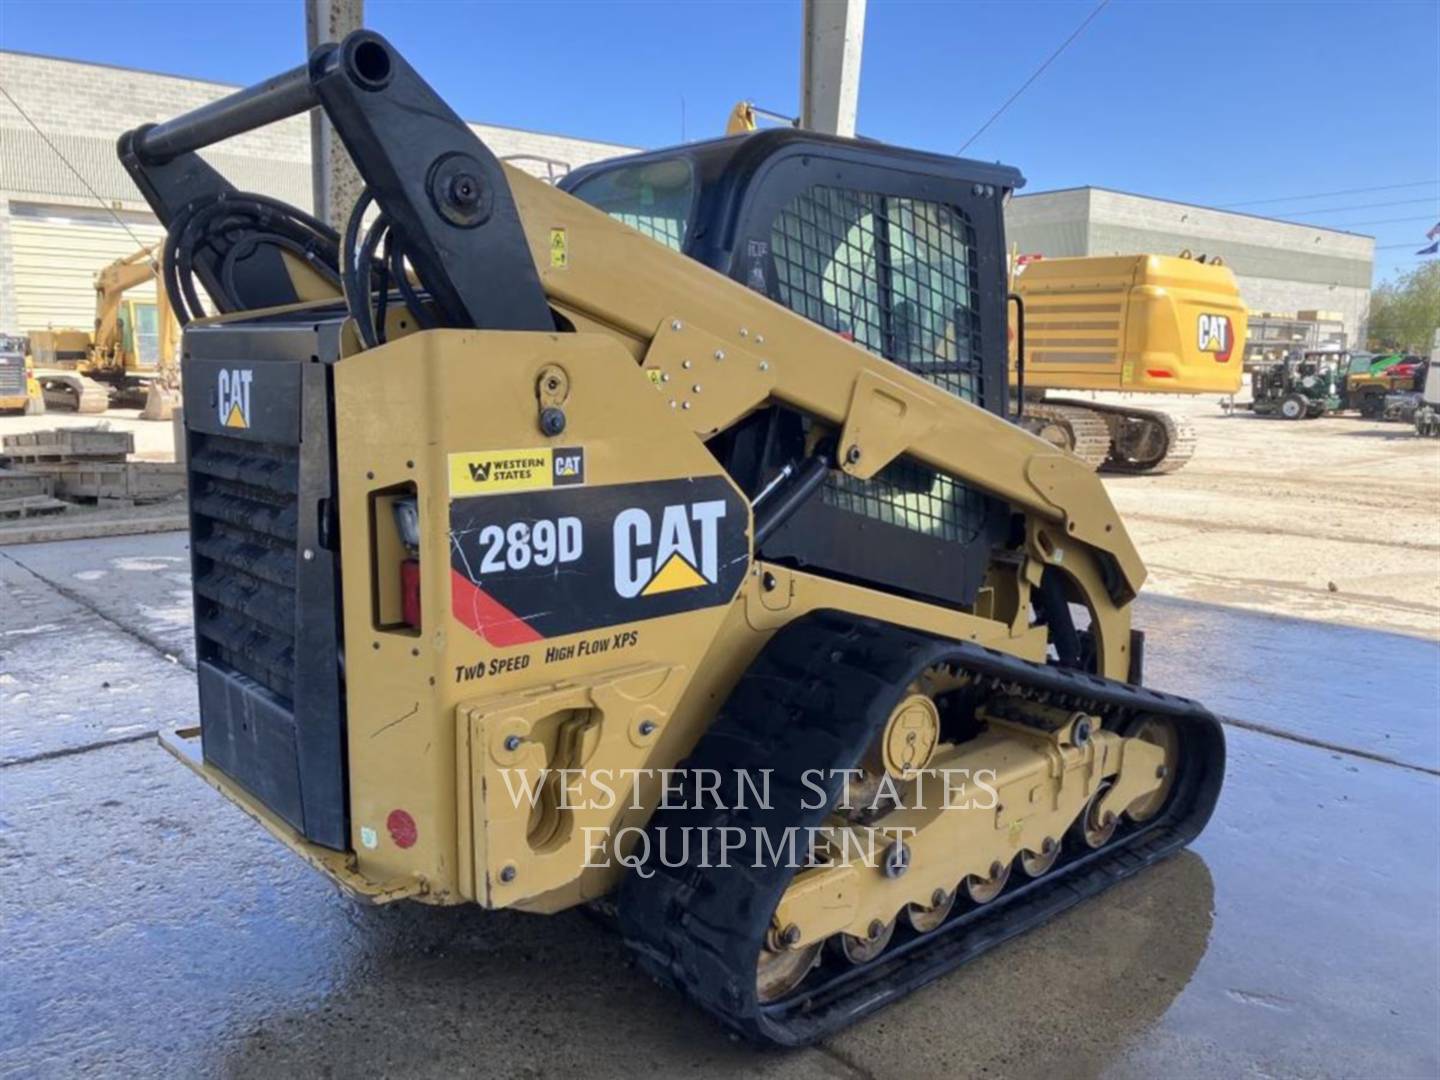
xmin=756 ymin=924 xmax=822 ymax=1004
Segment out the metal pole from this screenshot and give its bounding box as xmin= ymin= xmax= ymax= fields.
xmin=800 ymin=0 xmax=866 ymax=137
xmin=306 ymin=0 xmax=365 ymax=227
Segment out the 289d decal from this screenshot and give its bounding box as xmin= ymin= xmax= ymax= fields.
xmin=449 ymin=477 xmax=749 ymax=646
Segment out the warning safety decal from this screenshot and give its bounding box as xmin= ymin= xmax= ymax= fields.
xmin=449 ymin=476 xmax=749 ymax=645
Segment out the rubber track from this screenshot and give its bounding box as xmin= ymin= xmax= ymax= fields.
xmin=1048 ymin=399 xmax=1197 ymax=476
xmin=1018 ymin=402 xmax=1111 ymax=470
xmin=617 ymin=610 xmax=1225 ymax=1045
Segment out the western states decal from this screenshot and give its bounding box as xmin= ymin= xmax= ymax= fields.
xmin=449 ymin=476 xmax=750 ymax=645
xmin=448 ymin=446 xmax=586 ymax=496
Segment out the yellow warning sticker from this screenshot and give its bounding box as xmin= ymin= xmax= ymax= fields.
xmin=449 ymin=446 xmax=586 ymax=496
xmin=549 ymin=228 xmax=568 ymax=269
xmin=644 ymin=368 xmax=664 ymax=386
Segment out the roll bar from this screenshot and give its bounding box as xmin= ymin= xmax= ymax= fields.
xmin=117 ymin=31 xmax=553 ymax=334
xmin=132 ymin=60 xmax=320 ymax=165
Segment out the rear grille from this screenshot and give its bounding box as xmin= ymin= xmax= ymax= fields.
xmin=189 ymin=431 xmax=299 ymax=703
xmin=0 ymin=359 xmax=25 ymax=396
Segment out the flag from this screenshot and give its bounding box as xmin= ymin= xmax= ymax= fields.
xmin=1427 ymin=221 xmax=1440 ymax=241
xmin=1419 ymin=240 xmax=1440 ymax=256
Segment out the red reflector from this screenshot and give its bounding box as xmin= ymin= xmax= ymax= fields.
xmin=1145 ymin=369 xmax=1175 ymax=378
xmin=401 ymin=558 xmax=421 ymax=627
xmin=837 ymin=329 xmax=855 ymax=342
xmin=387 ymin=809 xmax=417 ymax=849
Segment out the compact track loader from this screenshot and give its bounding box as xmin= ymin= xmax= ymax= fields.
xmin=127 ymin=32 xmax=1223 ymax=1044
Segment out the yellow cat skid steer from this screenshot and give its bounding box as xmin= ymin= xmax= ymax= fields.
xmin=121 ymin=32 xmax=1223 ymax=1045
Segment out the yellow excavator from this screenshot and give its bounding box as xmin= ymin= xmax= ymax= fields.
xmin=28 ymin=242 xmax=181 ymax=418
xmin=727 ymin=104 xmax=1246 ymax=475
xmin=130 ymin=35 xmax=1223 ymax=1045
xmin=1009 ymin=253 xmax=1247 ymax=474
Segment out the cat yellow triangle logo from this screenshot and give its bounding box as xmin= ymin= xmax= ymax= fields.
xmin=641 ymin=552 xmax=708 ymax=596
xmin=224 ymin=401 xmax=248 ymax=428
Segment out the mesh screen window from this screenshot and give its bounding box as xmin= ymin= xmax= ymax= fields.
xmin=770 ymin=185 xmax=991 ymax=544
xmin=770 ymin=187 xmax=983 ymax=402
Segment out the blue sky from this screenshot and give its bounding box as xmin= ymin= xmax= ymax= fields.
xmin=1 ymin=0 xmax=1436 ymax=281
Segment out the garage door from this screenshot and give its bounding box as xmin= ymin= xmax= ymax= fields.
xmin=10 ymin=203 xmax=164 ymax=332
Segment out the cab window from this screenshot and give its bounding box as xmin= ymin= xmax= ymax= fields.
xmin=770 ymin=185 xmax=981 ymax=403
xmin=567 ymin=158 xmax=695 ymax=251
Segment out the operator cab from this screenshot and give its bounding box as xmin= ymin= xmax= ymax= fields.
xmin=564 ymin=131 xmax=1025 ymax=608
xmin=563 ymin=130 xmax=1021 ymax=416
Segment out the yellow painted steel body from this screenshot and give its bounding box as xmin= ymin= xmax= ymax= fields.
xmin=1012 ymin=255 xmax=1247 ymax=394
xmin=166 ymin=165 xmax=1154 ymax=918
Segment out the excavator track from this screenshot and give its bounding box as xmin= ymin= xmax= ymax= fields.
xmin=39 ymin=374 xmax=109 ymax=414
xmin=1047 ymin=398 xmax=1197 ymax=476
xmin=1015 ymin=402 xmax=1111 ymax=470
xmin=618 ymin=610 xmax=1225 ymax=1045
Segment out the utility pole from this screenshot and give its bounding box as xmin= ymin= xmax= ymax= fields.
xmin=305 ymin=0 xmax=365 ymax=227
xmin=800 ymin=0 xmax=866 ymax=137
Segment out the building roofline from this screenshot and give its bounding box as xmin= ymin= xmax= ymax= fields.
xmin=0 ymin=48 xmax=639 ymax=153
xmin=1012 ymin=184 xmax=1375 ymax=243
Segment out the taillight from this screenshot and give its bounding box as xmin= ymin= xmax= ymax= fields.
xmin=401 ymin=558 xmax=421 ymax=628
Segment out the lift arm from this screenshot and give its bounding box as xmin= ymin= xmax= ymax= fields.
xmin=117 ymin=30 xmax=1143 ymax=602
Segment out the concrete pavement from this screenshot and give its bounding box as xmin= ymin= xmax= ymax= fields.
xmin=2 ymin=532 xmax=1437 ymax=1078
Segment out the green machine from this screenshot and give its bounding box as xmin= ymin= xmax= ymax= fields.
xmin=1249 ymin=352 xmax=1341 ymax=420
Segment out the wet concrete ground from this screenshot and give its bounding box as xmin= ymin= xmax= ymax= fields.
xmin=2 ymin=533 xmax=1437 ymax=1079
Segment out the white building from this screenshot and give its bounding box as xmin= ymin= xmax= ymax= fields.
xmin=0 ymin=50 xmax=637 ymax=333
xmin=1005 ymin=187 xmax=1375 ymax=346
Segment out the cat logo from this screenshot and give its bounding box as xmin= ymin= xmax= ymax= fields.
xmin=217 ymin=368 xmax=254 ymax=429
xmin=553 ymin=449 xmax=584 ymax=485
xmin=613 ymin=499 xmax=727 ymax=598
xmin=1197 ymin=314 xmax=1234 ymax=362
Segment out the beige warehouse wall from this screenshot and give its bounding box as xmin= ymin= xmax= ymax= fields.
xmin=10 ymin=205 xmax=164 ymax=331
xmin=0 ymin=50 xmax=638 ymax=331
xmin=1005 ymin=187 xmax=1375 ymax=345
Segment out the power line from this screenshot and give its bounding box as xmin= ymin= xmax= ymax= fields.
xmin=1276 ymin=197 xmax=1438 ymax=219
xmin=1219 ymin=180 xmax=1439 ymax=208
xmin=958 ymin=0 xmax=1110 ymax=155
xmin=1319 ymin=215 xmax=1438 ymax=229
xmin=0 ymin=82 xmax=159 ymax=268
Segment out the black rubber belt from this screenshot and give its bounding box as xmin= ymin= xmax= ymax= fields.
xmin=617 ymin=609 xmax=1225 ymax=1045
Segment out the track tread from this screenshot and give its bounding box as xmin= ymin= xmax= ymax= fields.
xmin=616 ymin=611 xmax=1225 ymax=1045
xmin=1019 ymin=402 xmax=1112 ymax=470
xmin=1048 ymin=399 xmax=1197 ymax=475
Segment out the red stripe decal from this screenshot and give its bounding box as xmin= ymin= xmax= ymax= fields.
xmin=450 ymin=568 xmax=543 ymax=646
